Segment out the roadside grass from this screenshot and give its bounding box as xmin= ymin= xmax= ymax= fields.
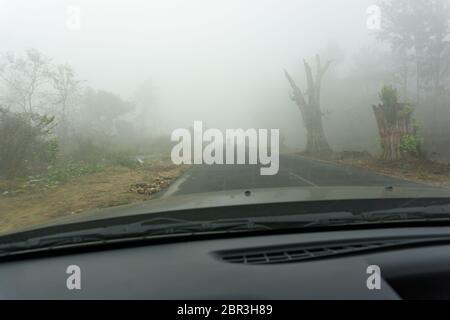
xmin=0 ymin=150 xmax=144 ymax=196
xmin=0 ymin=158 xmax=189 ymax=234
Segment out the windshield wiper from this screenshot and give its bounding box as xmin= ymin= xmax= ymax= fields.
xmin=0 ymin=212 xmax=358 ymax=256
xmin=0 ymin=218 xmax=275 ymax=256
xmin=359 ymin=203 xmax=450 ymax=222
xmin=3 ymin=204 xmax=450 ymax=257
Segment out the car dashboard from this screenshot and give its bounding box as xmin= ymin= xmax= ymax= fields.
xmin=2 ymin=226 xmax=450 ymax=299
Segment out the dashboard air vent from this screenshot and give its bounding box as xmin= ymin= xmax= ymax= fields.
xmin=220 ymin=240 xmax=407 ymax=265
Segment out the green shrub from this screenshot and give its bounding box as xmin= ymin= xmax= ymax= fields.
xmin=400 ymin=134 xmax=421 ymax=156
xmin=379 ymin=85 xmax=398 ymax=108
xmin=44 ymin=161 xmax=105 ymax=184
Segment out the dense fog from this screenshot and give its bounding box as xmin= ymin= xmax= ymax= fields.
xmin=1 ymin=0 xmax=450 ymax=178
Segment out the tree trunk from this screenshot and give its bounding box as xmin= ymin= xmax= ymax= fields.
xmin=372 ymin=103 xmax=415 ymax=161
xmin=284 ymin=55 xmax=332 ymax=155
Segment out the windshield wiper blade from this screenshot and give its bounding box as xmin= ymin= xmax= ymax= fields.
xmin=0 ymin=213 xmax=361 ymax=256
xmin=0 ymin=219 xmax=275 ymax=256
xmin=131 ymin=212 xmax=362 ymax=234
xmin=360 ymin=203 xmax=450 ymax=222
xmin=4 ymin=205 xmax=450 ymax=257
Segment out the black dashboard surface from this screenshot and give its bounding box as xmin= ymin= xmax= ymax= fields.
xmin=2 ymin=226 xmax=450 ymax=299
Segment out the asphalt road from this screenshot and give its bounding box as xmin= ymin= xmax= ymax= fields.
xmin=162 ymin=154 xmax=425 ymax=196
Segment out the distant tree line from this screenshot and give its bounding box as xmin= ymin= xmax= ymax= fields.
xmin=0 ymin=49 xmax=163 ymax=179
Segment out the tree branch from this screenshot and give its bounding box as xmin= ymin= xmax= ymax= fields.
xmin=284 ymin=69 xmax=306 ymax=106
xmin=303 ymin=59 xmax=315 ymax=105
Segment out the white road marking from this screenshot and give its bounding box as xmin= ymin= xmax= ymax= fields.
xmin=160 ymin=173 xmax=191 ymax=198
xmin=289 ymin=172 xmax=318 ymax=187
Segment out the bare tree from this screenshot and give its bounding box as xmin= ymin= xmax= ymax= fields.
xmin=50 ymin=64 xmax=84 ymax=147
xmin=284 ymin=55 xmax=332 ymax=154
xmin=0 ymin=49 xmax=51 ymax=113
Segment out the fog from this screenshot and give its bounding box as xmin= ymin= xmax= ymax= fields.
xmin=0 ymin=0 xmax=378 ymax=148
xmin=2 ymin=0 xmax=450 ymax=163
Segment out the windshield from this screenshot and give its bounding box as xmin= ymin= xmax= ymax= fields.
xmin=1 ymin=0 xmax=450 ymax=237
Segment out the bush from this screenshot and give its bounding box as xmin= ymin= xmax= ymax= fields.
xmin=400 ymin=134 xmax=422 ymax=156
xmin=379 ymin=85 xmax=400 ymax=125
xmin=67 ymin=139 xmax=140 ymax=169
xmin=379 ymin=85 xmax=398 ymax=108
xmin=0 ymin=108 xmax=56 ymax=178
xmin=45 ymin=161 xmax=104 ymax=184
xmin=68 ymin=138 xmax=109 ymax=164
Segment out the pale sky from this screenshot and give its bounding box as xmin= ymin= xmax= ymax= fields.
xmin=0 ymin=0 xmax=377 ymax=134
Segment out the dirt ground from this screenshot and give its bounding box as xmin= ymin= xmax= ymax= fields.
xmin=0 ymin=160 xmax=189 ymax=234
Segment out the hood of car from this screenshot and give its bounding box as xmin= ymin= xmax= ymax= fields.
xmin=15 ymin=185 xmax=450 ymax=231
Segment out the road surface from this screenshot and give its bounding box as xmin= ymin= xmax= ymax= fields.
xmin=161 ymin=154 xmax=425 ymax=197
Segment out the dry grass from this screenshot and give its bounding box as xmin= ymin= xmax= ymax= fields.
xmin=0 ymin=160 xmax=189 ymax=234
xmin=341 ymin=158 xmax=450 ymax=188
xmin=303 ymin=151 xmax=450 ymax=189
